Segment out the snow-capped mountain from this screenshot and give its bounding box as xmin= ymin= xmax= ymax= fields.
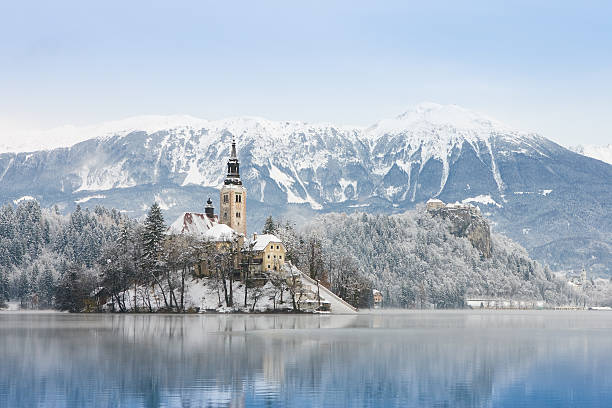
xmin=0 ymin=103 xmax=611 ymax=274
xmin=569 ymin=144 xmax=612 ymax=165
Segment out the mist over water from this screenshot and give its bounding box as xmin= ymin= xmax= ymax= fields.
xmin=1 ymin=311 xmax=611 ymax=407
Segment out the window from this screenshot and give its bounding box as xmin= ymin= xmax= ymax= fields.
xmin=223 ymin=212 xmax=227 ymax=219
xmin=223 ymin=194 xmax=229 ymax=203
xmin=267 ymin=255 xmax=270 ymax=259
xmin=279 ymin=256 xmax=282 ymax=260
xmin=276 ymin=245 xmax=280 ymax=250
xmin=267 ymin=264 xmax=271 ymax=269
xmin=236 ymin=212 xmax=241 ymax=218
xmin=235 ymin=194 xmax=242 ymax=203
xmin=273 ymin=255 xmax=276 ymax=259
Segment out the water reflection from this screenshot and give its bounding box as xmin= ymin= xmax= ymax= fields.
xmin=1 ymin=311 xmax=612 ymax=407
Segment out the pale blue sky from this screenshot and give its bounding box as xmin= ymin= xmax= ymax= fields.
xmin=1 ymin=1 xmax=611 ymax=145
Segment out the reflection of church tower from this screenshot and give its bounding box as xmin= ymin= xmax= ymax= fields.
xmin=220 ymin=138 xmax=247 ymax=236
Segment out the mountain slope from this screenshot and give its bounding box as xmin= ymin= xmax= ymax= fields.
xmin=0 ymin=103 xmax=610 ymax=274
xmin=569 ymin=144 xmax=612 ymax=165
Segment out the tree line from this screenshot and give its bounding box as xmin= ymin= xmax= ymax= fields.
xmin=0 ymin=199 xmax=596 ymax=312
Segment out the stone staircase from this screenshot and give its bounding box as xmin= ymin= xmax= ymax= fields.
xmin=297 ymin=271 xmax=358 ymax=314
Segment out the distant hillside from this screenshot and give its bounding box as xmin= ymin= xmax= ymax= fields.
xmin=0 ymin=103 xmax=610 ymax=275
xmin=299 ymin=209 xmax=579 ymax=308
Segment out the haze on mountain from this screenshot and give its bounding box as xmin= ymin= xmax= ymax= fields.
xmin=0 ymin=103 xmax=610 ymax=276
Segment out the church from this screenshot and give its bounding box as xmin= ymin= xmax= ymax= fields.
xmin=167 ymin=138 xmax=287 ymax=276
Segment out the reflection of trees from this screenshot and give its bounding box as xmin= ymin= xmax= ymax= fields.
xmin=1 ymin=312 xmax=612 ymax=407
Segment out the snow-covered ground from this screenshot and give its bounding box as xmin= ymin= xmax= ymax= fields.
xmin=106 ymin=268 xmax=358 ymax=314
xmin=107 ymin=278 xmax=292 ymax=313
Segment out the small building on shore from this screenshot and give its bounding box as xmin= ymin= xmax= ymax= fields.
xmin=373 ymin=289 xmax=383 ymax=308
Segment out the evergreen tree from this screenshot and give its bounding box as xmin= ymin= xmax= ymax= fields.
xmin=0 ymin=268 xmax=9 ymax=307
xmin=262 ymin=216 xmax=276 ymax=234
xmin=55 ymin=263 xmax=96 ymax=312
xmin=142 ymin=203 xmax=166 ymax=268
xmin=17 ymin=270 xmax=30 ymax=307
xmin=38 ymin=267 xmax=55 ymax=308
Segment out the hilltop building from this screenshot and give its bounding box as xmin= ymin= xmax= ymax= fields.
xmin=426 ymin=198 xmax=445 ymax=211
xmin=427 ymin=198 xmax=492 ymax=258
xmin=250 ymin=233 xmax=286 ymax=274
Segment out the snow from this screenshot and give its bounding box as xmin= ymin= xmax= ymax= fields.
xmin=365 ymin=102 xmax=515 ymax=138
xmin=181 ymin=159 xmax=206 ymax=186
xmin=0 ymin=115 xmax=210 ymax=154
xmin=167 ymin=213 xmax=238 ymax=241
xmin=75 ymin=194 xmax=106 ymax=204
xmin=462 ymin=195 xmax=502 ymax=208
xmin=268 ymin=162 xmax=295 ymax=186
xmin=337 ymin=178 xmax=357 ymax=202
xmin=75 ymin=159 xmax=135 ymax=192
xmin=251 ymin=234 xmax=282 ymax=251
xmin=0 ymin=103 xmax=562 ymax=211
xmin=570 ymin=144 xmax=612 ymax=165
xmin=168 ymin=212 xmax=216 ymax=237
xmin=153 ymin=193 xmax=177 ymax=211
xmin=203 ymin=224 xmax=239 ymax=241
xmin=385 ymin=185 xmax=402 ymax=199
xmin=13 ymin=196 xmax=35 ymax=204
xmin=107 ymin=278 xmax=291 ymax=313
xmin=104 ymin=267 xmax=356 ymax=314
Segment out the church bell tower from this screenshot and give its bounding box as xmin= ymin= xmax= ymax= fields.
xmin=219 ymin=137 xmax=247 ymax=236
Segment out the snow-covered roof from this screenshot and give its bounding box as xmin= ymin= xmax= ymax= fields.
xmin=203 ymin=224 xmax=239 ymax=242
xmin=167 ymin=212 xmax=217 ymax=238
xmin=251 ymin=234 xmax=283 ymax=251
xmin=427 ymin=198 xmax=444 ymax=204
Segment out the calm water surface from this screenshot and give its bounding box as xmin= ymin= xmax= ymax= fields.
xmin=1 ymin=310 xmax=612 ymax=407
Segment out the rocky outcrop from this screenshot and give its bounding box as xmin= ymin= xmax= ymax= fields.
xmin=429 ymin=204 xmax=492 ymax=258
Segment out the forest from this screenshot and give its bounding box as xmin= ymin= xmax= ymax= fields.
xmin=0 ymin=199 xmax=599 ymax=312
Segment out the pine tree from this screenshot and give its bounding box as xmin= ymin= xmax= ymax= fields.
xmin=141 ymin=203 xmax=168 ymax=307
xmin=262 ymin=216 xmax=276 ymax=234
xmin=38 ymin=267 xmax=55 ymax=308
xmin=142 ymin=203 xmax=166 ymax=267
xmin=17 ymin=270 xmax=30 ymax=307
xmin=0 ymin=268 xmax=9 ymax=307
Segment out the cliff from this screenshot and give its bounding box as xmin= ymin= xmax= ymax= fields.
xmin=428 ymin=204 xmax=492 ymax=258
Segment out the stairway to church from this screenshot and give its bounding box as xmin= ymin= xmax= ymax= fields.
xmin=297 ymin=272 xmax=358 ymax=314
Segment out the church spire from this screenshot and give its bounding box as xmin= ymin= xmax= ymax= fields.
xmin=224 ymin=136 xmax=242 ymax=185
xmin=230 ymin=137 xmax=237 ymax=159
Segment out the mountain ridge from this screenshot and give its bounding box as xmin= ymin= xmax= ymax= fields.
xmin=0 ymin=103 xmax=610 ymax=275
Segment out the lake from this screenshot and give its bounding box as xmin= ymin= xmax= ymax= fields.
xmin=1 ymin=310 xmax=612 ymax=407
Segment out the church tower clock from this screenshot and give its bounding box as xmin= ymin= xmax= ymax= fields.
xmin=219 ymin=138 xmax=247 ymax=236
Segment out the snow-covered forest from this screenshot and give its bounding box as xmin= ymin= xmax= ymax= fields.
xmin=0 ymin=200 xmax=601 ymax=312
xmin=0 ymin=201 xmax=124 ymax=310
xmin=271 ymin=208 xmax=593 ymax=308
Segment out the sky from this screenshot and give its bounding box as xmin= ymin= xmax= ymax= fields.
xmin=0 ymin=0 xmax=611 ymax=146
